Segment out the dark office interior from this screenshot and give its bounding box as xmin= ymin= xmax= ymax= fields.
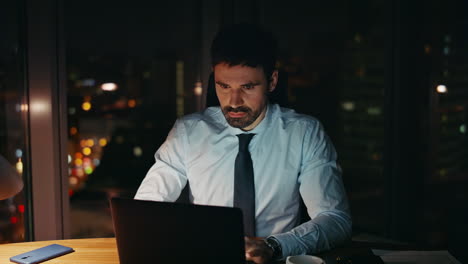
xmin=0 ymin=0 xmax=467 ymax=263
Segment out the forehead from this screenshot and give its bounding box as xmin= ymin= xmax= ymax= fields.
xmin=213 ymin=63 xmax=265 ymax=83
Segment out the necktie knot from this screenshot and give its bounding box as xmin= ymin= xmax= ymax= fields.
xmin=237 ymin=134 xmax=255 ymax=152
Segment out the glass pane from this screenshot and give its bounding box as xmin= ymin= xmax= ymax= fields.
xmin=0 ymin=1 xmax=31 ymax=243
xmin=426 ymin=0 xmax=468 ymax=257
xmin=261 ymin=0 xmax=386 ymax=236
xmin=65 ymin=1 xmax=202 ymax=238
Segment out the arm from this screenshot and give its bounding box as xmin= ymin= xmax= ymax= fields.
xmin=0 ymin=155 xmax=23 ymax=200
xmin=134 ymin=119 xmax=188 ymax=202
xmin=270 ymin=121 xmax=352 ymax=258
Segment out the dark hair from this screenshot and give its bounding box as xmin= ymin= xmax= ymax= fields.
xmin=210 ymin=23 xmax=278 ymax=79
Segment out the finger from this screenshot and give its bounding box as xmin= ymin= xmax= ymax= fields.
xmin=247 ymin=248 xmax=262 ymax=257
xmin=244 ymin=236 xmax=255 ymax=248
xmin=249 ymin=255 xmax=267 ymax=264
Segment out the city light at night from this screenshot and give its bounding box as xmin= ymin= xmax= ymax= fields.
xmin=341 ymin=101 xmax=355 ymax=111
xmin=99 ymin=138 xmax=108 ymax=147
xmin=194 ymin=81 xmax=203 ymax=96
xmin=82 ymin=147 xmax=92 ymax=156
xmin=82 ymin=102 xmax=92 ymax=111
xmin=133 ymin=146 xmax=143 ymax=157
xmin=101 ymin=82 xmax=118 ymax=91
xmin=69 ymin=176 xmax=78 ymax=186
xmin=84 ymin=167 xmax=93 ymax=175
xmin=75 ymin=158 xmax=83 ymax=166
xmin=16 ymin=158 xmax=23 ymax=174
xmin=460 ymin=124 xmax=466 ymax=134
xmin=15 ymin=103 xmax=29 ymax=112
xmin=128 ymin=99 xmax=136 ymax=108
xmin=367 ymin=107 xmax=382 ymax=116
xmin=437 ymin=84 xmax=448 ymax=93
xmin=76 ymin=169 xmax=84 ymax=177
xmin=86 ymin=139 xmax=95 ymax=147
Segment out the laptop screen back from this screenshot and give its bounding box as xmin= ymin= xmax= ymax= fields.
xmin=110 ymin=197 xmax=246 ymax=264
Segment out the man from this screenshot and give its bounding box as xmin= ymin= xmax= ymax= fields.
xmin=135 ymin=23 xmax=351 ymax=263
xmin=0 ymin=155 xmax=23 ymax=200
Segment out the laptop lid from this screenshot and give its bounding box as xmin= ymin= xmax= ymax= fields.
xmin=110 ymin=197 xmax=246 ymax=264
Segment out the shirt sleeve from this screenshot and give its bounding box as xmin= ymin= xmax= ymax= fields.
xmin=134 ymin=119 xmax=188 ymax=202
xmin=270 ymin=120 xmax=352 ymax=258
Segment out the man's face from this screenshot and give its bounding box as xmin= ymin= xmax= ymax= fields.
xmin=214 ymin=63 xmax=277 ymax=131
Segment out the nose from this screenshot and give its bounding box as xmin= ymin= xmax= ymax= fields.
xmin=228 ymin=89 xmax=244 ymax=107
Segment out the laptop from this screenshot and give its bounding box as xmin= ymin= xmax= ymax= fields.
xmin=109 ymin=197 xmax=246 ymax=264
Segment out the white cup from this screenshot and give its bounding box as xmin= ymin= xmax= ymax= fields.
xmin=285 ymin=255 xmax=326 ymax=264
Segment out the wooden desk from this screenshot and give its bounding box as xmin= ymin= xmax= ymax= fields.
xmin=0 ymin=238 xmax=381 ymax=264
xmin=0 ymin=238 xmax=119 ymax=264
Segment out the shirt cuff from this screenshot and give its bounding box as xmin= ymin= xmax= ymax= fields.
xmin=269 ymin=231 xmax=310 ymax=259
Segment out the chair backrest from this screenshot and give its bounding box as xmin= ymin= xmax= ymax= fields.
xmin=205 ymin=70 xmax=289 ymax=108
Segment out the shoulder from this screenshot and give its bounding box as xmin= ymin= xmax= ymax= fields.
xmin=175 ymin=106 xmax=225 ymax=133
xmin=272 ymin=104 xmax=322 ymax=130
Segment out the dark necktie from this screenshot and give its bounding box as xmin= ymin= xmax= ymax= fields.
xmin=234 ymin=133 xmax=256 ymax=237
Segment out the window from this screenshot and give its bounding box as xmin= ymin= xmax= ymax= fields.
xmin=65 ymin=0 xmax=202 ymax=238
xmin=0 ymin=1 xmax=31 ymax=243
xmin=260 ymin=0 xmax=387 ymax=236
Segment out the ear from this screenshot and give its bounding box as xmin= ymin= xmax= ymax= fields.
xmin=268 ymin=70 xmax=278 ymax=92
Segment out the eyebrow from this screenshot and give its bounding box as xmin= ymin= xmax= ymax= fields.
xmin=215 ymin=81 xmax=260 ymax=87
xmin=241 ymin=82 xmax=260 ymax=86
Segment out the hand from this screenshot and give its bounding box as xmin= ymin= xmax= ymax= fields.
xmin=244 ymin=236 xmax=274 ymax=264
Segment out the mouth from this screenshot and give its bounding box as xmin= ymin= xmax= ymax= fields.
xmin=228 ymin=111 xmax=247 ymax=118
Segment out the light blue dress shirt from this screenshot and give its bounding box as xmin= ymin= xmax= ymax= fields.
xmin=135 ymin=104 xmax=352 ymax=258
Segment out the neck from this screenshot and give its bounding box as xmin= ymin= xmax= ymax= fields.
xmin=241 ymin=104 xmax=268 ymax=131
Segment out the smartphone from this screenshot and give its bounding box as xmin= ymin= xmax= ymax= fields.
xmin=10 ymin=244 xmax=74 ymax=264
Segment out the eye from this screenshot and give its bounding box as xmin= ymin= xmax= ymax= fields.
xmin=217 ymin=83 xmax=229 ymax=89
xmin=242 ymin=84 xmax=255 ymax=90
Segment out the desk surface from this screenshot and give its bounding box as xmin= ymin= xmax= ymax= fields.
xmin=0 ymin=237 xmax=456 ymax=264
xmin=0 ymin=237 xmax=377 ymax=264
xmin=0 ymin=238 xmax=119 ymax=264
xmin=0 ymin=238 xmax=384 ymax=264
